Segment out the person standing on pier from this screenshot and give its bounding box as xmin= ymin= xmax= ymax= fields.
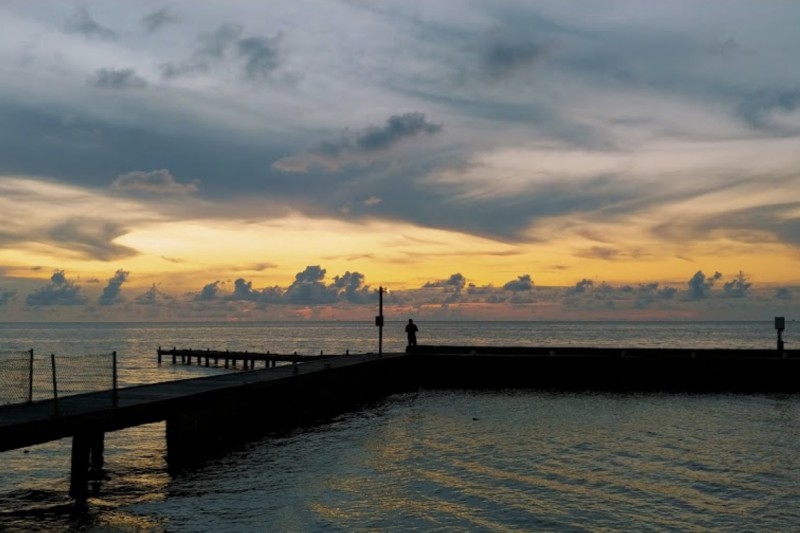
xmin=405 ymin=318 xmax=419 ymax=346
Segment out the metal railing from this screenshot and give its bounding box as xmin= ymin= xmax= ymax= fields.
xmin=0 ymin=350 xmax=118 ymax=411
xmin=0 ymin=350 xmax=34 ymax=406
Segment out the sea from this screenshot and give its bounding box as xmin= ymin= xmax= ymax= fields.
xmin=1 ymin=320 xmax=799 ymax=532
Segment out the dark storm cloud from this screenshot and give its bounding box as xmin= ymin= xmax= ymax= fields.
xmin=110 ymin=170 xmax=198 ymax=196
xmin=687 ymin=270 xmax=722 ymax=299
xmin=0 ymin=103 xmax=292 ymax=196
xmin=274 ymin=112 xmax=443 ymax=172
xmin=502 ymin=274 xmax=534 ymax=292
xmin=25 ymin=271 xmax=87 ymax=306
xmin=652 ymin=199 xmax=800 ymax=248
xmin=89 ymin=68 xmax=148 ymax=89
xmin=356 ymin=113 xmax=443 ymax=151
xmin=68 ymin=6 xmax=117 ymax=40
xmin=142 ymin=8 xmax=178 ymax=33
xmin=48 ymin=219 xmax=138 ymax=261
xmin=98 ymin=269 xmax=129 ymax=306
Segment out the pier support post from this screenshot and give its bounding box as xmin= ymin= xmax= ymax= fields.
xmin=69 ymin=430 xmax=105 ymax=500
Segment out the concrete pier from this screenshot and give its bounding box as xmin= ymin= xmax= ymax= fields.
xmin=408 ymin=345 xmax=800 ymax=392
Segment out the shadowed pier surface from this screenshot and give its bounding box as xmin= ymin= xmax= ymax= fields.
xmin=408 ymin=345 xmax=800 ymax=392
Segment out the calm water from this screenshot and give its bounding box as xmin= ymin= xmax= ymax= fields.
xmin=1 ymin=321 xmax=799 ymax=531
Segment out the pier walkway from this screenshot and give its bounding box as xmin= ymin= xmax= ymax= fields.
xmin=0 ymin=352 xmax=408 ymax=499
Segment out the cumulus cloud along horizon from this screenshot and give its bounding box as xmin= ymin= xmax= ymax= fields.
xmin=3 ymin=266 xmax=795 ymax=322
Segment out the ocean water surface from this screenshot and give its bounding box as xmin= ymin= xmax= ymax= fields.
xmin=1 ymin=321 xmax=799 ymax=531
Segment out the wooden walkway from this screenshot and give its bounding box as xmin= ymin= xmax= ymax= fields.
xmin=0 ymin=352 xmax=399 ymax=453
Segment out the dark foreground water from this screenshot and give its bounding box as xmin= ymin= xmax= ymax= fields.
xmin=1 ymin=321 xmax=799 ymax=531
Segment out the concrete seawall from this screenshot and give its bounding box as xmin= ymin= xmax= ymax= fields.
xmin=165 ymin=354 xmax=412 ymax=465
xmin=407 ymin=346 xmax=800 ymax=393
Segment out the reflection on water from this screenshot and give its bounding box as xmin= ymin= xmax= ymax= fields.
xmin=46 ymin=390 xmax=791 ymax=532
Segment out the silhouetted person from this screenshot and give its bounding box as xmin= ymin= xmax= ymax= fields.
xmin=405 ymin=318 xmax=419 ymax=346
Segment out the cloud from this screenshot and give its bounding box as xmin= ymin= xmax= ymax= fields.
xmin=0 ymin=287 xmax=14 ymax=307
xmin=198 ymin=22 xmax=243 ymax=58
xmin=687 ymin=270 xmax=722 ymax=299
xmin=722 ymin=271 xmax=751 ymax=298
xmin=195 ymin=281 xmax=223 ymax=301
xmin=356 ymin=113 xmax=443 ymax=151
xmin=273 ymin=112 xmax=443 ymax=172
xmin=111 ymin=170 xmax=198 ymax=196
xmin=90 ymin=68 xmax=148 ymax=89
xmin=135 ymin=283 xmax=174 ymax=305
xmin=187 ymin=266 xmax=373 ymax=306
xmin=142 ymin=8 xmax=178 ymax=33
xmin=332 ymin=271 xmax=372 ymax=303
xmin=237 ymin=36 xmax=282 ymax=80
xmin=567 ymin=278 xmax=593 ymax=295
xmin=738 ymin=89 xmax=800 ymax=130
xmin=502 ymin=274 xmax=534 ymax=292
xmin=48 ymin=219 xmax=138 ymax=261
xmin=633 ymin=282 xmax=677 ymax=309
xmin=424 ymin=273 xmax=467 ymax=291
xmin=229 ymin=278 xmax=282 ymax=303
xmin=25 ymin=270 xmax=87 ymax=306
xmin=67 ymin=6 xmax=117 ymax=40
xmin=159 ymin=23 xmax=282 ymax=82
xmin=98 ymin=269 xmax=129 ymax=306
xmin=775 ymin=288 xmax=792 ymax=300
xmin=484 ymin=40 xmax=550 ymax=79
xmin=283 ymin=265 xmax=337 ymax=304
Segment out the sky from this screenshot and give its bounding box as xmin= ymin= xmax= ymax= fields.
xmin=1 ymin=0 xmax=800 ymax=322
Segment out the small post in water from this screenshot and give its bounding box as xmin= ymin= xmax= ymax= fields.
xmin=775 ymin=316 xmax=785 ymax=351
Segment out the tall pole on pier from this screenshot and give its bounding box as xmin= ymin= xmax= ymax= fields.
xmin=376 ymin=287 xmax=384 ymax=357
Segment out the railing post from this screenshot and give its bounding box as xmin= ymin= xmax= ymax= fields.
xmin=112 ymin=351 xmax=118 ymax=407
xmin=27 ymin=349 xmax=34 ymax=403
xmin=51 ymin=353 xmax=59 ymax=416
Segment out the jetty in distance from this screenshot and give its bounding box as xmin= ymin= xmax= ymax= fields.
xmin=164 ymin=343 xmax=800 ymax=393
